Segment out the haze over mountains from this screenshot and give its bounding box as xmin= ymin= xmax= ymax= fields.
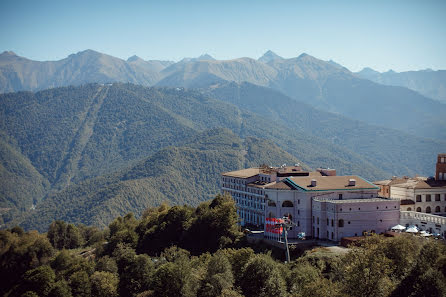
xmin=1 ymin=49 xmax=445 ymax=230
xmin=356 ymin=67 xmax=446 ymax=103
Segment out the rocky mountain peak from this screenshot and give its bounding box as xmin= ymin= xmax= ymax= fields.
xmin=258 ymin=50 xmax=283 ymax=63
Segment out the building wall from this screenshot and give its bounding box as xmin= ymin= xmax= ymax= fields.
xmin=436 ymin=154 xmax=446 ymax=181
xmin=313 ymin=199 xmax=400 ymax=241
xmin=264 ymin=187 xmax=386 ymax=241
xmin=391 ymin=186 xmax=446 ymax=214
xmin=221 ymin=175 xmax=267 ymax=226
xmin=377 ymin=185 xmax=391 ymax=198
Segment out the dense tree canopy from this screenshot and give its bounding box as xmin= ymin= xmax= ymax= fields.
xmin=0 ymin=194 xmax=445 ymax=297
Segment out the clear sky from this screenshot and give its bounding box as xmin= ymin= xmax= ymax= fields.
xmin=1 ymin=0 xmax=445 ymax=72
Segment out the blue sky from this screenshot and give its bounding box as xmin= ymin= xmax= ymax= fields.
xmin=1 ymin=0 xmax=445 ymax=72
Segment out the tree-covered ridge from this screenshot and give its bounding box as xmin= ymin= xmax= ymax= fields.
xmin=1 ymin=195 xmax=445 ymax=297
xmin=12 ymin=128 xmax=304 ymax=231
xmin=1 ymin=83 xmax=396 ymax=228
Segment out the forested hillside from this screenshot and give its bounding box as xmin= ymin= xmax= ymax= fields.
xmin=1 ymin=195 xmax=445 ymax=297
xmin=13 ymin=129 xmax=305 ymax=231
xmin=2 ymin=83 xmax=444 ymax=231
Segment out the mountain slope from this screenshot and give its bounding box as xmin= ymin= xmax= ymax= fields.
xmin=356 ymin=68 xmax=446 ymax=103
xmin=1 ymin=83 xmax=395 ymax=228
xmin=14 ymin=129 xmax=305 ymax=231
xmin=158 ymin=52 xmax=446 ymax=140
xmin=203 ymin=81 xmax=446 ymax=178
xmin=0 ymin=50 xmax=170 ymax=92
xmin=0 ymin=137 xmax=49 ymax=215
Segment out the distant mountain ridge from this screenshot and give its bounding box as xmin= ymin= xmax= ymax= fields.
xmin=356 ymin=67 xmax=446 ymax=103
xmin=1 ymin=49 xmax=445 ymax=140
xmin=0 ymin=49 xmax=174 ymax=92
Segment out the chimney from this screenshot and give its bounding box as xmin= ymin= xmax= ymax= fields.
xmin=311 ymin=179 xmax=317 ymax=187
xmin=348 ymin=179 xmax=356 ymax=186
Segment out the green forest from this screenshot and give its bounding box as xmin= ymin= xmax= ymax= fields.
xmin=2 ymin=83 xmax=445 ymax=232
xmin=1 ymin=194 xmax=445 ymax=297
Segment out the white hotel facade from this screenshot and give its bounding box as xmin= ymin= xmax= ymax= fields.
xmin=221 ymin=165 xmax=400 ymax=241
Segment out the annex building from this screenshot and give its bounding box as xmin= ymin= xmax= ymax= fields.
xmin=374 ymin=154 xmax=446 ymax=215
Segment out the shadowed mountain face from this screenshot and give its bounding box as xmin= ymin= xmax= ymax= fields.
xmin=1 ymin=50 xmax=445 ymax=140
xmin=356 ymin=67 xmax=446 ymax=103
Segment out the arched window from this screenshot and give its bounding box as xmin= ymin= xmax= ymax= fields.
xmin=268 ymin=201 xmax=276 ymax=207
xmin=416 ymin=207 xmax=421 ymax=212
xmin=282 ymin=200 xmax=294 ymax=207
xmin=435 ymin=206 xmax=440 ymax=213
xmin=426 ymin=206 xmax=432 ymax=213
xmin=407 ymin=207 xmax=412 ymax=211
xmin=338 ymin=219 xmax=344 ymax=228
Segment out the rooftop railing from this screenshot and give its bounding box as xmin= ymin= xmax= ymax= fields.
xmin=400 ymin=211 xmax=446 ymax=225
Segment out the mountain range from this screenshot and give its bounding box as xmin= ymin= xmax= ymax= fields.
xmin=0 ymin=83 xmax=392 ymax=229
xmin=1 ymin=49 xmax=445 ymax=140
xmin=356 ymin=67 xmax=446 ymax=103
xmin=1 ymin=49 xmax=445 ymax=230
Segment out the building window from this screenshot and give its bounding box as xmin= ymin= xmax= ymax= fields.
xmin=416 ymin=207 xmax=421 ymax=212
xmin=416 ymin=195 xmax=421 ymax=202
xmin=327 ymin=218 xmax=329 ymax=226
xmin=435 ymin=194 xmax=440 ymax=201
xmin=426 ymin=206 xmax=432 ymax=213
xmin=407 ymin=207 xmax=412 ymax=211
xmin=338 ymin=219 xmax=344 ymax=227
xmin=339 ymin=194 xmax=343 ymax=200
xmin=313 ymin=216 xmax=315 ymax=223
xmin=426 ymin=195 xmax=431 ymax=202
xmin=331 ymin=232 xmax=334 ymax=240
xmin=317 ymin=217 xmax=319 ymax=225
xmin=268 ymin=201 xmax=276 ymax=207
xmin=297 ymin=221 xmax=300 ymax=227
xmin=282 ymin=200 xmax=294 ymax=207
xmin=435 ymin=206 xmax=441 ymax=212
xmin=331 ymin=219 xmax=334 ymax=227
